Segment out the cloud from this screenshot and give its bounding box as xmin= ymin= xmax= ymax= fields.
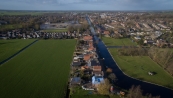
xmin=0 ymin=0 xmax=172 ymax=10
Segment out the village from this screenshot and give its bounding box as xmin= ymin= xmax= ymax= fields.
xmin=89 ymin=12 xmax=173 ymax=48
xmin=0 ymin=30 xmax=83 ymax=39
xmin=69 ymin=32 xmax=125 ymax=97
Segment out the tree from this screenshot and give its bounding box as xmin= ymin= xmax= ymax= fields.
xmin=34 ymin=24 xmax=40 ymax=30
xmin=108 ymin=73 xmax=117 ymax=83
xmin=148 ymin=47 xmax=173 ymax=68
xmin=106 ymin=68 xmax=112 ymax=73
xmin=97 ymin=79 xmax=111 ymax=95
xmin=166 ymin=61 xmax=173 ymax=75
xmin=137 ymin=39 xmax=144 ymax=46
xmin=127 ymin=85 xmax=143 ymax=98
xmin=68 ymin=26 xmax=74 ymax=32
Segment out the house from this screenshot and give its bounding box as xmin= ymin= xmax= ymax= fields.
xmin=156 ymin=39 xmax=167 ymax=47
xmin=144 ymin=36 xmax=152 ymax=40
xmin=92 ymin=76 xmax=104 ymax=87
xmin=83 ymin=54 xmax=91 ymax=62
xmin=75 ymin=55 xmax=83 ymax=59
xmin=92 ymin=66 xmax=103 ymax=76
xmin=83 ymin=35 xmax=92 ymax=41
xmin=88 ymin=46 xmax=96 ymax=51
xmin=81 ymin=65 xmax=89 ymax=70
xmin=105 ymin=24 xmax=114 ymax=29
xmin=100 ymin=14 xmax=107 ymax=19
xmin=87 ymin=59 xmax=100 ymax=67
xmin=103 ymin=31 xmax=110 ymax=37
xmin=72 ymin=57 xmax=81 ymax=66
xmin=72 ymin=62 xmax=81 ymax=66
xmin=136 ymin=23 xmax=141 ymax=29
xmin=134 ymin=36 xmax=141 ymax=40
xmin=144 ymin=39 xmax=154 ymax=45
xmin=157 ymin=24 xmax=171 ymax=31
xmin=92 ymin=71 xmax=103 ymax=76
xmin=103 ymin=31 xmax=110 ymax=35
xmin=92 ymin=66 xmax=101 ymax=72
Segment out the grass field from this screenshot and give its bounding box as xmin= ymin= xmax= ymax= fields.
xmin=109 ymin=49 xmax=173 ymax=89
xmin=42 ymin=29 xmax=68 ymax=33
xmin=0 ymin=39 xmax=36 ymax=63
xmin=0 ymin=39 xmax=76 ymax=98
xmin=0 ymin=24 xmax=23 ymax=30
xmin=102 ymin=37 xmax=136 ymax=46
xmin=70 ymin=86 xmax=112 ymax=98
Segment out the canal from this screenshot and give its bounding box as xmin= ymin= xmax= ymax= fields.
xmin=86 ymin=16 xmax=173 ymax=98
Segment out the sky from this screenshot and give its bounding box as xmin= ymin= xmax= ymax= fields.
xmin=0 ymin=0 xmax=173 ymax=10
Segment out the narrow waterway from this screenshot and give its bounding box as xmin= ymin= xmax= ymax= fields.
xmin=86 ymin=16 xmax=173 ymax=98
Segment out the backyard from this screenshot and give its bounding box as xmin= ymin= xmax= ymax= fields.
xmin=102 ymin=37 xmax=136 ymax=46
xmin=109 ymin=48 xmax=173 ymax=89
xmin=70 ymin=86 xmax=119 ymax=98
xmin=0 ymin=39 xmax=36 ymax=62
xmin=0 ymin=39 xmax=76 ymax=98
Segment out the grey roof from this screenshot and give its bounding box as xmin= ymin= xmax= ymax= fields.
xmin=91 ymin=59 xmax=100 ymax=66
xmin=71 ymin=77 xmax=81 ymax=84
xmin=72 ymin=62 xmax=81 ymax=66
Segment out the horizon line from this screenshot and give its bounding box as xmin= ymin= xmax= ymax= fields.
xmin=0 ymin=9 xmax=173 ymax=12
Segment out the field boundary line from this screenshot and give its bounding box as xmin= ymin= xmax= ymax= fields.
xmin=0 ymin=40 xmax=38 ymax=66
xmin=66 ymin=39 xmax=78 ymax=98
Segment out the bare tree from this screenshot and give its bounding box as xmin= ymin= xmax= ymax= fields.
xmin=108 ymin=73 xmax=117 ymax=83
xmin=106 ymin=68 xmax=112 ymax=73
xmin=166 ymin=61 xmax=173 ymax=75
xmin=97 ymin=79 xmax=111 ymax=95
xmin=127 ymin=85 xmax=143 ymax=98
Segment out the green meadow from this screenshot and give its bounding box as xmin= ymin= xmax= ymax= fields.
xmin=42 ymin=29 xmax=68 ymax=33
xmin=109 ymin=49 xmax=173 ymax=89
xmin=0 ymin=24 xmax=23 ymax=30
xmin=102 ymin=37 xmax=136 ymax=46
xmin=0 ymin=39 xmax=76 ymax=98
xmin=0 ymin=39 xmax=36 ymax=62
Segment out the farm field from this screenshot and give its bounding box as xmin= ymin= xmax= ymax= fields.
xmin=0 ymin=39 xmax=36 ymax=63
xmin=102 ymin=37 xmax=136 ymax=46
xmin=42 ymin=29 xmax=68 ymax=33
xmin=0 ymin=39 xmax=76 ymax=98
xmin=109 ymin=48 xmax=173 ymax=89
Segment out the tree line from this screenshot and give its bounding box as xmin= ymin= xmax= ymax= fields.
xmin=117 ymin=46 xmax=173 ymax=75
xmin=0 ymin=13 xmax=89 ymax=32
